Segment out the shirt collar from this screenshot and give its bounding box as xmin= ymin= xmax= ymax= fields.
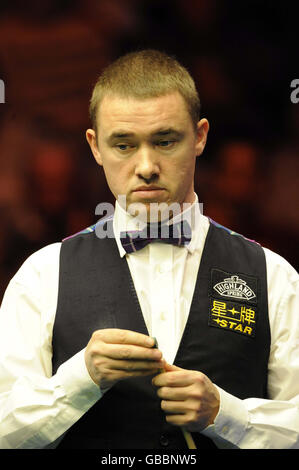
xmin=113 ymin=193 xmax=208 ymax=257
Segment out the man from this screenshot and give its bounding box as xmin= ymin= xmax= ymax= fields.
xmin=0 ymin=50 xmax=298 ymax=449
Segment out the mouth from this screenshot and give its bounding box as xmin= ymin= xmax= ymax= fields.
xmin=132 ymin=186 xmax=166 ymax=198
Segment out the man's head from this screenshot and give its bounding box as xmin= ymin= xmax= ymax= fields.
xmin=89 ymin=49 xmax=201 ymax=134
xmin=86 ymin=50 xmax=209 ymax=220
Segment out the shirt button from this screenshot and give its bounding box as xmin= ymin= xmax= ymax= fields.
xmin=159 ymin=434 xmax=169 ymax=447
xmin=160 ymin=312 xmax=166 ymax=321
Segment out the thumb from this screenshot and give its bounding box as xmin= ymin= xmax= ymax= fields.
xmin=163 ymin=362 xmax=183 ymax=372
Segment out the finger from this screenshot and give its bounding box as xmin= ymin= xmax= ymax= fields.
xmin=162 ymin=362 xmax=183 ymax=372
xmin=161 ymin=399 xmax=187 ymax=414
xmin=108 ymin=358 xmax=165 ymax=372
xmin=118 ymin=368 xmax=164 ymax=380
xmin=101 ymin=342 xmax=163 ymax=361
xmin=104 ymin=367 xmax=165 ymax=386
xmin=157 ymin=385 xmax=190 ymax=401
xmin=165 ymin=414 xmax=187 ymax=426
xmin=93 ymin=329 xmax=155 ymax=348
xmin=152 ymin=370 xmax=192 ymax=388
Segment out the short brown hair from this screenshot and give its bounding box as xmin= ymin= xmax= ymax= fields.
xmin=89 ymin=49 xmax=201 ymax=131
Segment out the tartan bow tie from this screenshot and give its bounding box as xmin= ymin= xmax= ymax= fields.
xmin=120 ymin=220 xmax=192 ymax=254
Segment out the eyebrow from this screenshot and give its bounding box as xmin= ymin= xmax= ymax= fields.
xmin=106 ymin=128 xmax=184 ymax=143
xmin=153 ymin=128 xmax=184 ymax=138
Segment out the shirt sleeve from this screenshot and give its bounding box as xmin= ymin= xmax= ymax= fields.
xmin=0 ymin=244 xmax=102 ymax=449
xmin=202 ymin=248 xmax=299 ymax=449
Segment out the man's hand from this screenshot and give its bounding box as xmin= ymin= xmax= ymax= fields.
xmin=152 ymin=363 xmax=220 ymax=431
xmin=85 ymin=328 xmax=164 ymax=389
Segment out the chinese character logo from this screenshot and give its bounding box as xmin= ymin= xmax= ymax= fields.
xmin=209 ymin=299 xmax=256 ymax=337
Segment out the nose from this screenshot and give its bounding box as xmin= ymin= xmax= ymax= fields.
xmin=135 ymin=145 xmax=160 ymax=181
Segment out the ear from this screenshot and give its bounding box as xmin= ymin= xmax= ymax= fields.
xmin=195 ymin=118 xmax=209 ymax=157
xmin=86 ymin=128 xmax=103 ymax=166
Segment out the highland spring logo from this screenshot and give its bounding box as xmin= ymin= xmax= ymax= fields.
xmin=0 ymin=80 xmax=4 ymax=103
xmin=213 ymin=275 xmax=256 ymax=301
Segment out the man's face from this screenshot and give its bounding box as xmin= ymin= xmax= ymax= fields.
xmin=86 ymin=91 xmax=209 ymax=219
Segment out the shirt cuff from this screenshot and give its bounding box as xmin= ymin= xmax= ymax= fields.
xmin=55 ymin=348 xmax=103 ymax=410
xmin=201 ymin=386 xmax=248 ymax=447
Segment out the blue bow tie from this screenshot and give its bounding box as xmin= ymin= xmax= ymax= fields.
xmin=120 ymin=220 xmax=192 ymax=254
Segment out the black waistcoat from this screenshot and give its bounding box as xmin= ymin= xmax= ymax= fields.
xmin=52 ymin=219 xmax=270 ymax=449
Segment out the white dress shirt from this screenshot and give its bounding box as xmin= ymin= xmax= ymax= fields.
xmin=0 ymin=196 xmax=298 ymax=449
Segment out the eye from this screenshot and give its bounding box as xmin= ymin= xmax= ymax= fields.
xmin=157 ymin=140 xmax=176 ymax=148
xmin=115 ymin=143 xmax=134 ymax=151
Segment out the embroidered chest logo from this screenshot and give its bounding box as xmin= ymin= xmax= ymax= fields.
xmin=209 ymin=269 xmax=259 ymax=338
xmin=209 ymin=299 xmax=256 ymax=337
xmin=213 ymin=275 xmax=256 ymax=301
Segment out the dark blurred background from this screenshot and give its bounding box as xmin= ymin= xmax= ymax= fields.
xmin=0 ymin=0 xmax=298 ymax=300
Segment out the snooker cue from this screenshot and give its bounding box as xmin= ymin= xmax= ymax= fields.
xmin=152 ymin=337 xmax=197 ymax=449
